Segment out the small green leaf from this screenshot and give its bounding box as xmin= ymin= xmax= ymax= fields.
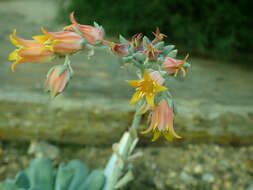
xmin=46 ymin=66 xmax=57 ymax=78
xmin=68 ymin=160 xmax=89 ymax=190
xmin=163 ymin=45 xmax=175 ymax=55
xmin=58 ymin=64 xmax=67 ymax=76
xmin=133 ymin=53 xmax=146 ymax=62
xmin=154 ymin=41 xmax=164 ymax=50
xmin=25 ymin=158 xmax=54 ymax=190
xmin=80 ymin=38 xmax=87 ymax=47
xmin=55 ymin=163 xmax=74 ymax=190
xmin=128 ymin=46 xmax=135 ymax=54
xmin=167 ymin=49 xmax=178 ymax=58
xmin=119 ymin=35 xmax=128 ymax=45
xmin=183 ymin=61 xmax=191 ymax=68
xmin=122 ymin=56 xmax=133 ymax=63
xmin=142 ymin=36 xmax=150 ymax=47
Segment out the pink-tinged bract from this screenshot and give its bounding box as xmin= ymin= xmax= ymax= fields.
xmin=102 ymin=40 xmax=129 ymax=57
xmin=45 ymin=65 xmax=70 ymax=98
xmin=149 ymin=71 xmax=165 ymax=85
xmin=162 ymin=54 xmax=189 ymax=77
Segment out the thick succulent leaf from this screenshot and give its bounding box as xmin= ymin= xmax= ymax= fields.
xmin=25 ymin=158 xmax=54 ymax=190
xmin=55 ymin=163 xmax=74 ymax=190
xmin=78 ymin=170 xmax=105 ymax=190
xmin=14 ymin=172 xmax=30 ymax=189
xmin=67 ymin=160 xmax=89 ymax=190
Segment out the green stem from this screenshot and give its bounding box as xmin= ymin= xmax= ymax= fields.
xmin=103 ymin=112 xmax=142 ymax=190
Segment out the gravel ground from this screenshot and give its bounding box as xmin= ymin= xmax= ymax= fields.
xmin=0 ymin=141 xmax=252 ymax=190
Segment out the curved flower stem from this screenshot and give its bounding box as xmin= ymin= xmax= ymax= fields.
xmin=103 ymin=112 xmax=142 ymax=190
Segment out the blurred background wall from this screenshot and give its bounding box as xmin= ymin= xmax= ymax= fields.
xmin=57 ymin=0 xmax=253 ymax=62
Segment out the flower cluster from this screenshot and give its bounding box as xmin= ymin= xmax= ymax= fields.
xmin=102 ymin=27 xmax=190 ymax=141
xmin=8 ymin=13 xmax=190 ymax=142
xmin=9 ymin=12 xmax=104 ymax=97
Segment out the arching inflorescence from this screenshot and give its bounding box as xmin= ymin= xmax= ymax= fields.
xmin=8 ymin=13 xmax=190 ymax=142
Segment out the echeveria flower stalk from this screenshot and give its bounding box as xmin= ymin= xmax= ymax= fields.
xmin=8 ymin=14 xmax=191 ymax=190
xmin=9 ymin=29 xmax=54 ymax=72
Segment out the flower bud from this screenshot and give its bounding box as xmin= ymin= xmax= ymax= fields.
xmin=45 ymin=65 xmax=72 ymax=98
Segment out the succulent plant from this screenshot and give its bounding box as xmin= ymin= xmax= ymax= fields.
xmin=0 ymin=158 xmax=105 ymax=190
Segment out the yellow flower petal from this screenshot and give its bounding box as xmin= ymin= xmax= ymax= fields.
xmin=152 ymin=130 xmax=161 ymax=142
xmin=169 ymin=127 xmax=182 ymax=139
xmin=127 ymin=80 xmax=140 ymax=88
xmin=140 ymin=123 xmax=155 ymax=135
xmin=156 ymin=84 xmax=167 ymax=93
xmin=8 ymin=49 xmax=20 ymax=61
xmin=163 ymin=131 xmax=173 ymax=142
xmin=130 ymin=91 xmax=143 ymax=105
xmin=33 ymin=35 xmax=49 ymax=43
xmin=9 ymin=32 xmax=21 ymax=48
xmin=145 ymin=93 xmax=155 ymax=107
xmin=143 ymin=70 xmax=151 ymax=81
xmin=11 ymin=59 xmax=22 ymax=72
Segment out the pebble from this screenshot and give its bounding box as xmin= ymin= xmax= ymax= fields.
xmin=219 ymin=160 xmax=230 ymax=167
xmin=194 ymin=164 xmax=203 ymax=173
xmin=202 ymin=173 xmax=215 ymax=183
xmin=28 ymin=140 xmax=60 ymax=159
xmin=180 ymin=172 xmax=195 ymax=182
xmin=153 ymin=175 xmax=165 ymax=189
xmin=0 ymin=143 xmax=252 ymax=190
